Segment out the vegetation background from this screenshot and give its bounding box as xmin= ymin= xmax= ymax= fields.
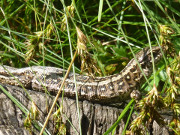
xmin=0 ymin=0 xmax=180 ymax=134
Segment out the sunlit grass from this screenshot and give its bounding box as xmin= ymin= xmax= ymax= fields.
xmin=0 ymin=0 xmax=180 ymax=134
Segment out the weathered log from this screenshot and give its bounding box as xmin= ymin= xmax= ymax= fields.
xmin=0 ymin=83 xmax=172 ymax=135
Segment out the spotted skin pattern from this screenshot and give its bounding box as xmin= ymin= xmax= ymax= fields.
xmin=0 ymin=46 xmax=165 ymax=103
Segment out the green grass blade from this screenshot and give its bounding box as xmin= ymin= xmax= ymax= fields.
xmin=98 ymin=0 xmax=104 ymax=22
xmin=104 ymin=99 xmax=135 ymax=135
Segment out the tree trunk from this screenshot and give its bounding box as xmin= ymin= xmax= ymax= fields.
xmin=0 ymin=83 xmax=172 ymax=135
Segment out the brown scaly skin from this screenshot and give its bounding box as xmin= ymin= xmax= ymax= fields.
xmin=0 ymin=46 xmax=165 ymax=103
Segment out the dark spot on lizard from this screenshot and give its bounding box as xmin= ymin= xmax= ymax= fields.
xmin=130 ymin=65 xmax=136 ymax=72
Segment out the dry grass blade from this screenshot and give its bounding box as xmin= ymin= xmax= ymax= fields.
xmin=39 ymin=49 xmax=78 ymax=135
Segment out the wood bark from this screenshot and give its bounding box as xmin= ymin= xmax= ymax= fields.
xmin=0 ymin=83 xmax=172 ymax=135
